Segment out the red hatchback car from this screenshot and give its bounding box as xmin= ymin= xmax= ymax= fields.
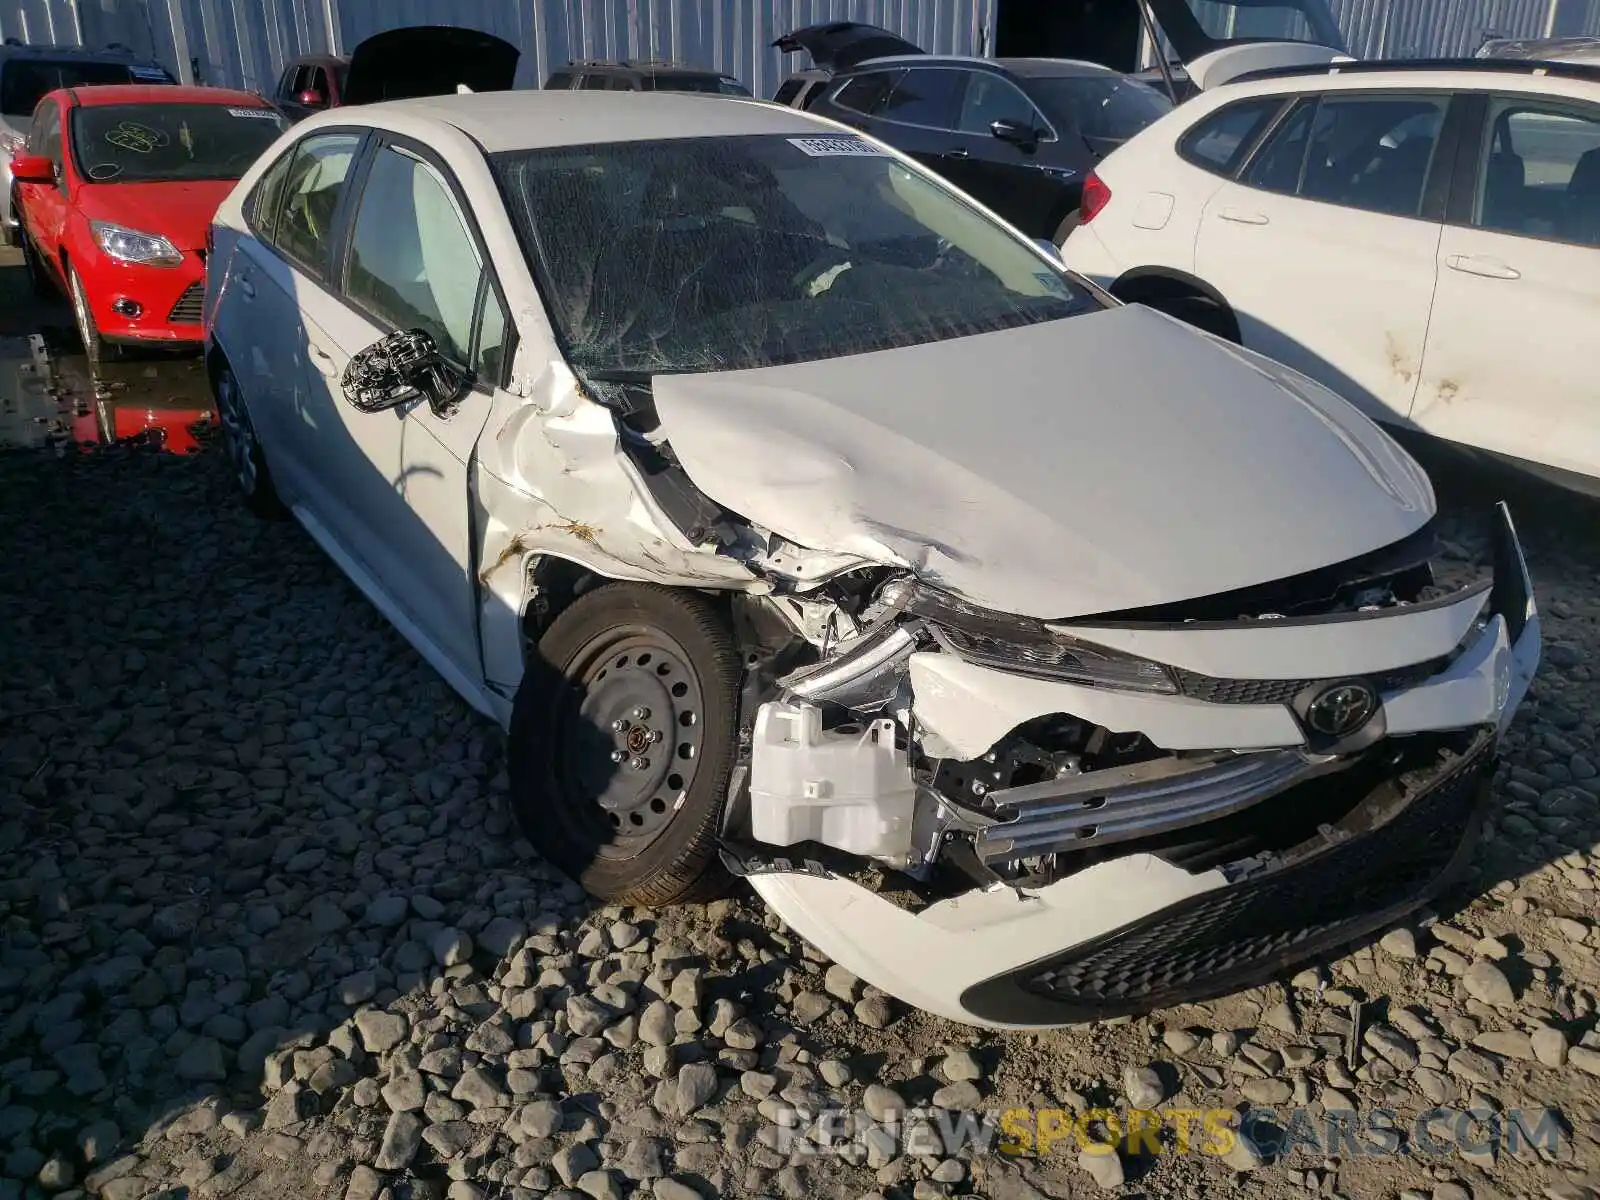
xmin=11 ymin=84 xmax=286 ymax=360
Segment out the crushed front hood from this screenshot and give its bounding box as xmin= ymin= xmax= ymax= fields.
xmin=343 ymin=25 xmax=520 ymax=105
xmin=651 ymin=305 xmax=1435 ymax=620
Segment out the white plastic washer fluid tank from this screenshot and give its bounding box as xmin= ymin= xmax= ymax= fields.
xmin=748 ymin=700 xmax=917 ymax=860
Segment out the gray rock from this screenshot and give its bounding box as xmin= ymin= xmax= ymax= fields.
xmin=1474 ymin=1030 xmax=1535 ymax=1061
xmin=576 ymin=1170 xmax=625 ymax=1200
xmin=519 ymin=1099 xmax=563 ymax=1139
xmin=432 ymin=927 xmax=474 ymax=967
xmin=1162 ymin=1028 xmax=1201 ymax=1055
xmin=77 ymin=1120 xmax=120 ymax=1163
xmin=1240 ymin=1078 xmax=1292 ymax=1105
xmin=174 ymin=1036 xmax=228 ymax=1081
xmin=366 ymin=896 xmax=409 ymax=928
xmin=374 ymin=1111 xmax=424 ymax=1170
xmin=863 ymin=1084 xmax=907 ymax=1122
xmin=654 ymin=1181 xmax=703 ymax=1200
xmin=791 ymin=992 xmax=831 ymax=1025
xmin=1121 ymin=1065 xmax=1165 ymax=1109
xmin=943 ymin=1051 xmax=982 ymax=1082
xmin=552 ymin=1143 xmax=600 ymax=1187
xmin=355 ymin=1009 xmax=408 ymax=1054
xmin=823 ymin=965 xmax=861 ymax=1004
xmin=339 ymin=970 xmax=377 ymax=1005
xmin=567 ymin=994 xmax=614 ymax=1038
xmin=1462 ymin=960 xmax=1516 ymax=1008
xmin=855 ymin=996 xmax=893 ymax=1029
xmin=453 ymin=1066 xmax=510 ymax=1109
xmin=346 ymin=1165 xmax=383 ymax=1200
xmin=618 ymin=1137 xmax=668 ymax=1180
xmin=1532 ymin=1026 xmax=1569 ymax=1067
xmin=638 ymin=1000 xmax=675 ymax=1048
xmin=381 ymin=1069 xmax=427 ymax=1112
xmin=1078 ymin=1147 xmax=1125 ymax=1191
xmin=1379 ymin=927 xmax=1418 ymax=959
xmin=1261 ymin=1001 xmax=1299 ymax=1036
xmin=671 ymin=1062 xmax=720 ymax=1115
xmin=478 ymin=917 xmax=527 ymax=958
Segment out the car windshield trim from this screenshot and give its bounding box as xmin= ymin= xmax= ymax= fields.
xmin=69 ymin=102 xmax=288 ymax=183
xmin=490 ymin=133 xmax=1099 ymax=379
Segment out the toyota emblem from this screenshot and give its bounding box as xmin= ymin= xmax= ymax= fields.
xmin=1306 ymin=682 xmax=1378 ymax=737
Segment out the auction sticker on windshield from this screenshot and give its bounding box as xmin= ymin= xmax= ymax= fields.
xmin=229 ymin=108 xmax=280 ymax=120
xmin=787 ymin=136 xmax=886 ymax=157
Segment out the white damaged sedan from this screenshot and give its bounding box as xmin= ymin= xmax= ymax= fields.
xmin=204 ymin=90 xmax=1541 ymax=1029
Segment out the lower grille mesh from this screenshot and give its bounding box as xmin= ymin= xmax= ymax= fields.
xmin=960 ymin=738 xmax=1493 ymax=1021
xmin=168 ymin=284 xmax=203 ymax=324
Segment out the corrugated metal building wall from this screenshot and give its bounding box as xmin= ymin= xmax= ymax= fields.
xmin=8 ymin=0 xmax=1600 ymax=101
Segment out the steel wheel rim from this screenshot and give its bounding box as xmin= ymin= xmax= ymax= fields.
xmin=557 ymin=623 xmax=707 ymax=855
xmin=214 ymin=370 xmax=257 ymax=494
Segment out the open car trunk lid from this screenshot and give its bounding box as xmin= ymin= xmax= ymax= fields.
xmin=1140 ymin=0 xmax=1351 ymax=91
xmin=771 ymin=21 xmax=925 ymax=71
xmin=342 ymin=25 xmax=520 ymax=105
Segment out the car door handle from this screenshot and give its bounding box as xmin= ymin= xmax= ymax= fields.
xmin=1217 ymin=208 xmax=1270 ymax=225
xmin=235 ymin=276 xmax=254 ymax=300
xmin=1446 ymin=254 xmax=1520 ymax=280
xmin=308 ymin=342 xmax=339 ymax=377
xmin=945 ymin=147 xmax=970 ymax=159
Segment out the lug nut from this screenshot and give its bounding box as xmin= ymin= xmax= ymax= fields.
xmin=629 ymin=756 xmax=647 ymax=770
xmin=632 ymin=706 xmax=650 ymax=720
xmin=610 ymin=750 xmax=627 ymax=763
xmin=611 ymin=718 xmax=629 ymax=733
xmin=648 ymin=730 xmax=664 ymax=744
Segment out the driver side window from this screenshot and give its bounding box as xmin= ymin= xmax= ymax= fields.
xmin=344 ymin=144 xmax=509 ymax=380
xmin=956 ymin=72 xmax=1039 ymax=137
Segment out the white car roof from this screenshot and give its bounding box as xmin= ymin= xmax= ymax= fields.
xmin=1214 ymin=61 xmax=1600 ymax=101
xmin=336 ymin=90 xmax=830 ymax=153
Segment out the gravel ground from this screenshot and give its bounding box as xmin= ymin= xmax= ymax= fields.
xmin=4 ymin=261 xmax=1600 ymax=1200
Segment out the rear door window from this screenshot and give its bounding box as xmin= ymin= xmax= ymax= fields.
xmin=1299 ymin=95 xmax=1447 ymax=217
xmin=1475 ymin=98 xmax=1600 ymax=245
xmin=1178 ymin=96 xmax=1285 ymax=175
xmin=879 ymin=68 xmax=965 ymax=130
xmin=830 ymin=70 xmax=904 ymax=117
xmin=271 ymin=131 xmax=363 ymax=281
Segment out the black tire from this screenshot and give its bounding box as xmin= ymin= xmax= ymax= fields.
xmin=1052 ymin=209 xmax=1081 ymax=246
xmin=19 ymin=225 xmax=52 ymax=299
xmin=211 ymin=356 xmax=285 ymax=518
xmin=510 ymin=583 xmax=742 ymax=906
xmin=67 ymin=263 xmax=119 ymax=363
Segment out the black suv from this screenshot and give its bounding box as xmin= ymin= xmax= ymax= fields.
xmin=807 ymin=54 xmax=1171 ymax=243
xmin=544 ymin=60 xmax=750 ymax=96
xmin=0 ymin=42 xmax=175 ymax=243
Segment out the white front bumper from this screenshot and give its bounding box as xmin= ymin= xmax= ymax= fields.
xmin=746 ymin=506 xmax=1540 ymax=1029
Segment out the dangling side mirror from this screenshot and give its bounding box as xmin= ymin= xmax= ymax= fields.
xmin=342 ymin=328 xmax=465 ymax=419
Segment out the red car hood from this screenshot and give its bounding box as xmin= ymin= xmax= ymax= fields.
xmin=75 ymin=180 xmax=237 ymax=252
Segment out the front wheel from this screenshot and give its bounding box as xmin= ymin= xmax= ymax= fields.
xmin=68 ymin=264 xmax=118 ymax=364
xmin=509 ymin=583 xmax=742 ymax=906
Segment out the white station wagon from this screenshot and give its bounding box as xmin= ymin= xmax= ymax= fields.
xmin=204 ymin=90 xmax=1539 ymax=1028
xmin=1060 ymin=57 xmax=1600 ymax=496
